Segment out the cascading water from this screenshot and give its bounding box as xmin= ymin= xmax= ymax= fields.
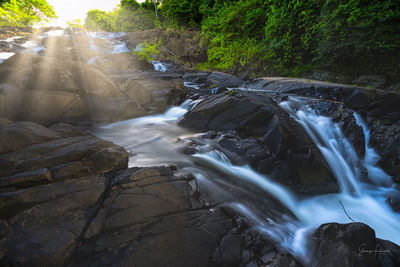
xmin=94 ymin=93 xmax=400 ymax=264
xmin=152 ymin=61 xmax=168 ymax=72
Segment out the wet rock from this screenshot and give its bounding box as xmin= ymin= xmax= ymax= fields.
xmin=243 ymin=77 xmax=400 ymax=177
xmin=111 ymin=71 xmax=185 ymax=113
xmin=311 ymin=223 xmax=400 ymax=267
xmin=0 ymin=53 xmax=152 ymax=123
xmin=0 ymin=118 xmax=13 ymax=127
xmin=0 ymin=121 xmax=129 ymax=265
xmin=208 ymin=71 xmax=243 ymax=88
xmin=0 ymin=168 xmax=51 ymax=189
xmin=0 ymin=121 xmax=60 ymax=154
xmin=0 ymin=121 xmax=278 ymax=266
xmin=180 ymin=91 xmax=339 ymax=195
xmin=352 ymin=75 xmax=387 ymax=89
xmin=72 ymin=167 xmax=276 ymax=267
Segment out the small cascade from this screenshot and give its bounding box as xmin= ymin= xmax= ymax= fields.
xmin=94 ymin=77 xmax=400 ymax=264
xmin=152 ymin=60 xmax=167 ymax=72
xmin=112 ymin=42 xmax=130 ymax=54
xmin=88 ymin=32 xmax=130 ymax=55
xmin=0 ymin=52 xmax=15 ymax=63
xmin=354 ymin=113 xmax=392 ymax=187
xmin=280 ymin=99 xmax=364 ymax=196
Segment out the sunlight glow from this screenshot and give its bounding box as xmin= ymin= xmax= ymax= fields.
xmin=46 ymin=0 xmax=121 ymax=27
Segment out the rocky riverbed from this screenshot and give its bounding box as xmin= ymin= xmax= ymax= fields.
xmin=0 ymin=27 xmax=400 ymax=266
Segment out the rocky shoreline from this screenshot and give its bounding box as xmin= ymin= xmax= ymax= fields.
xmin=1 ymin=27 xmax=400 ymax=266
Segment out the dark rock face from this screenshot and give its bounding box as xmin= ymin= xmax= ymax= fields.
xmin=110 ymin=71 xmax=186 ymax=114
xmin=0 ymin=53 xmax=148 ymax=124
xmin=179 ymin=91 xmax=339 ymax=195
xmin=0 ymin=119 xmax=281 ymax=266
xmin=244 ymin=77 xmax=400 ymax=180
xmin=311 ymin=223 xmax=400 ymax=267
xmin=0 ymin=120 xmax=128 ymax=266
xmin=207 ymin=71 xmax=243 ymax=88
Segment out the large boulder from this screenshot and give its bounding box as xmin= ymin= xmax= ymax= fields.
xmin=0 ymin=53 xmax=120 ymax=97
xmin=311 ymin=223 xmax=400 ymax=267
xmin=0 ymin=53 xmax=150 ymax=123
xmin=111 ymin=71 xmax=186 ymax=113
xmin=179 ymin=91 xmax=338 ymax=195
xmin=207 ymin=71 xmax=243 ymax=88
xmin=0 ymin=120 xmax=129 ymax=265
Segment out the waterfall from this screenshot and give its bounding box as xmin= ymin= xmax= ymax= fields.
xmin=95 ymin=94 xmax=400 ymax=265
xmin=152 ymin=61 xmax=168 ymax=72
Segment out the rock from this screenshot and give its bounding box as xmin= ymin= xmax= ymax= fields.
xmin=0 ymin=121 xmax=60 ymax=154
xmin=0 ymin=122 xmax=128 ymax=178
xmin=311 ymin=223 xmax=400 ymax=267
xmin=243 ymin=77 xmax=400 ymax=177
xmin=0 ymin=121 xmax=130 ymax=266
xmin=352 ymin=75 xmax=387 ymax=89
xmin=0 ymin=127 xmax=278 ymax=267
xmin=94 ymin=53 xmax=153 ymax=72
xmin=179 ymin=91 xmax=338 ymax=195
xmin=0 ymin=53 xmax=155 ymax=123
xmin=85 ymin=95 xmax=147 ymax=122
xmin=124 ymin=29 xmax=207 ymax=64
xmin=0 ymin=168 xmax=51 ymax=189
xmin=111 ymin=72 xmax=185 ymax=113
xmin=387 ymin=83 xmax=400 ymax=92
xmin=72 ymin=167 xmax=276 ymax=267
xmin=0 ymin=118 xmax=13 ymax=127
xmin=208 ymin=71 xmax=243 ymax=88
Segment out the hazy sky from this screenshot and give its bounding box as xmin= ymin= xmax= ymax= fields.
xmin=46 ymin=0 xmax=121 ymax=26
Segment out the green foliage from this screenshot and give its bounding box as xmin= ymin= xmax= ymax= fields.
xmin=84 ymin=9 xmax=115 ymax=31
xmin=162 ymin=0 xmax=212 ymax=26
xmin=167 ymin=0 xmax=400 ymax=78
xmin=86 ymin=0 xmax=400 ymax=79
xmin=120 ymin=0 xmax=140 ymax=9
xmin=85 ymin=6 xmax=157 ymax=32
xmin=114 ymin=7 xmax=157 ymax=31
xmin=67 ymin=19 xmax=84 ymax=29
xmin=263 ymin=0 xmax=322 ymax=68
xmin=0 ymin=0 xmax=56 ymax=26
xmin=133 ymin=40 xmax=161 ymax=62
xmin=315 ymin=0 xmax=400 ymax=75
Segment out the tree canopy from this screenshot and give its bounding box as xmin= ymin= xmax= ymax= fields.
xmin=0 ymin=0 xmax=56 ymax=26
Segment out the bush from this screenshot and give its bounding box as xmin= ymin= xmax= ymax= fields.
xmin=84 ymin=7 xmax=158 ymax=32
xmin=133 ymin=40 xmax=161 ymax=62
xmin=0 ymin=0 xmax=56 ymax=26
xmin=315 ymin=0 xmax=400 ymax=77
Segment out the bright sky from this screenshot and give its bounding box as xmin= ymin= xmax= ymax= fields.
xmin=46 ymin=0 xmax=121 ymax=27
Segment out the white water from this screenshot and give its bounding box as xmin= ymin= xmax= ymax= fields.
xmin=96 ymin=95 xmax=400 ymax=264
xmin=89 ymin=32 xmax=130 ymax=55
xmin=112 ymin=42 xmax=130 ymax=54
xmin=21 ymin=40 xmax=45 ymax=54
xmin=184 ymin=81 xmax=200 ymax=89
xmin=354 ymin=113 xmax=392 ymax=187
xmin=94 ymin=84 xmax=400 ymax=264
xmin=152 ymin=61 xmax=167 ymax=72
xmin=0 ymin=52 xmax=15 ymax=63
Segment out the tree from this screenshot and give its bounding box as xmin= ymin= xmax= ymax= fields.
xmin=0 ymin=0 xmax=56 ymax=26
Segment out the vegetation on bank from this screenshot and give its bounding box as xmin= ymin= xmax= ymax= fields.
xmin=84 ymin=0 xmax=400 ymax=81
xmin=0 ymin=0 xmax=56 ymax=26
xmin=84 ymin=0 xmax=161 ymax=32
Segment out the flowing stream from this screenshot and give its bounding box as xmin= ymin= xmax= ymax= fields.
xmin=5 ymin=29 xmax=397 ymax=263
xmin=94 ymin=92 xmax=400 ymax=263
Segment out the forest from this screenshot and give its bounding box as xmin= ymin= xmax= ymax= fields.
xmin=83 ymin=0 xmax=400 ymax=80
xmin=1 ymin=0 xmax=399 ymax=80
